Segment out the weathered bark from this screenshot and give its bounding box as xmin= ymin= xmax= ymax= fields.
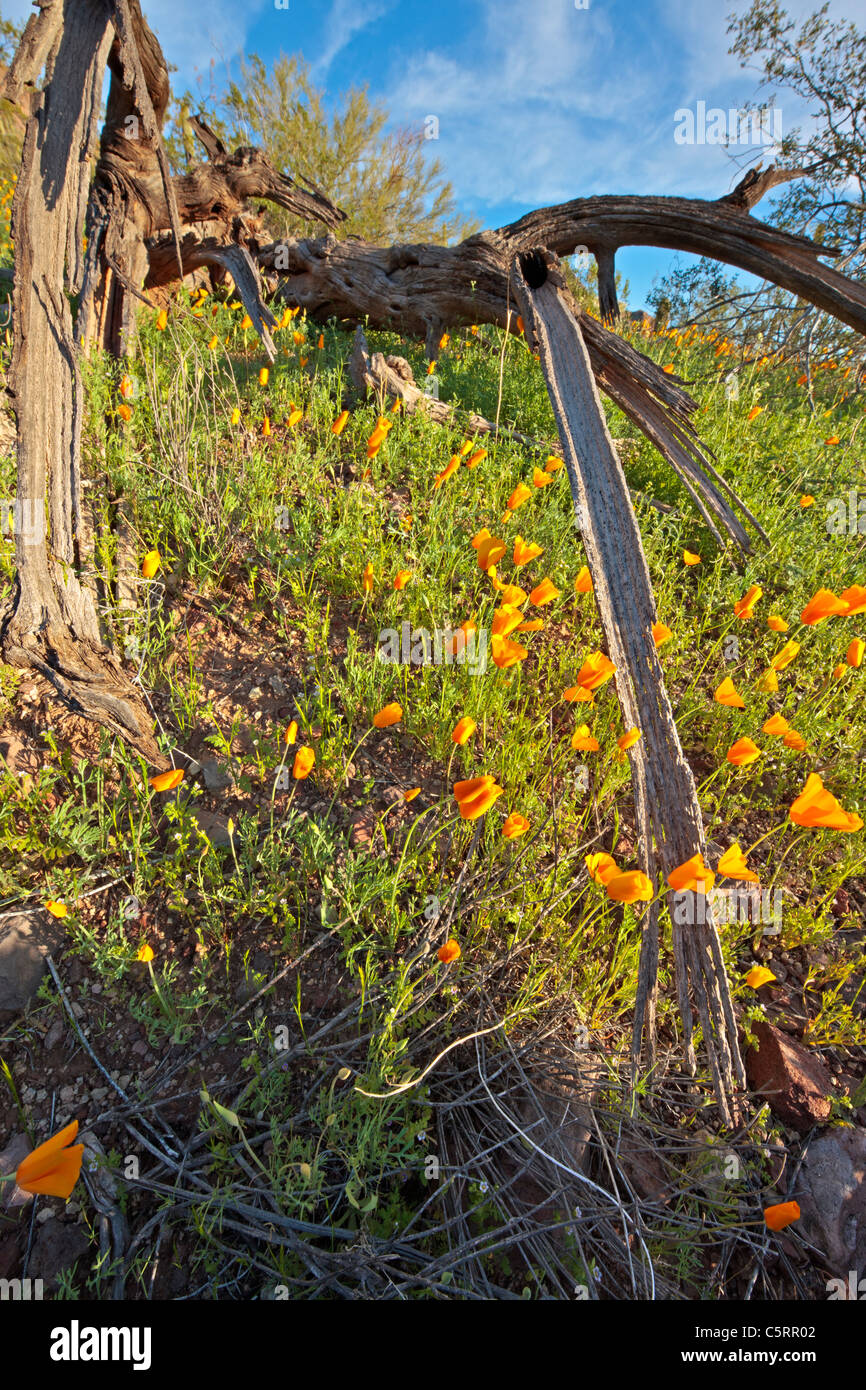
xmin=510 ymin=250 xmax=745 ymax=1122
xmin=76 ymin=4 xmax=345 ymax=357
xmin=1 ymin=0 xmax=160 ymax=759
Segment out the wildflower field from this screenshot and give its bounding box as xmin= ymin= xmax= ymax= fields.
xmin=0 ymin=287 xmax=864 ymax=1301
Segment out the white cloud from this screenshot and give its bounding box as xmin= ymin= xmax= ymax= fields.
xmin=311 ymin=0 xmax=396 ymax=80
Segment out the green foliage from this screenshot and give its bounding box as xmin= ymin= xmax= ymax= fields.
xmin=167 ymin=52 xmax=479 ymax=245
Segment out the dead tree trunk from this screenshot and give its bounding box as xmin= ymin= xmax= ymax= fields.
xmin=1 ymin=0 xmax=160 ymax=759
xmin=510 ymin=251 xmax=744 ymax=1121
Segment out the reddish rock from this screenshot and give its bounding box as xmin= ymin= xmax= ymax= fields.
xmin=746 ymin=1021 xmax=832 ymax=1131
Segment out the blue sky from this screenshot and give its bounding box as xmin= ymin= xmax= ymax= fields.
xmin=5 ymin=0 xmax=847 ymax=307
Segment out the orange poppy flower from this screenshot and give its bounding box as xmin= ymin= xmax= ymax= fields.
xmin=528 ymin=578 xmax=561 ymax=608
xmin=714 ymin=676 xmax=745 ymax=708
xmin=616 ymin=727 xmax=642 ymax=757
xmin=230 ymin=408 xmax=241 ymax=426
xmin=683 ymin=550 xmax=701 ymax=566
xmin=532 ymin=467 xmax=553 ymax=488
xmin=141 ymin=550 xmax=161 ymax=579
xmin=507 ymin=482 xmax=532 ymax=510
xmin=799 ymin=494 xmax=815 ymax=508
xmin=118 ymin=402 xmax=132 ymax=422
xmin=571 ymin=724 xmax=599 ymax=751
xmin=15 ymin=1120 xmax=84 ymax=1199
xmin=606 ymin=870 xmax=654 ymax=903
xmin=465 ymin=448 xmax=487 ymax=470
xmin=262 ymin=416 xmax=272 ymax=437
xmin=438 ymin=939 xmax=461 ymax=964
xmin=287 ymin=408 xmax=303 ymax=427
xmin=652 ymin=622 xmax=672 ymax=647
xmin=258 ymin=367 xmax=269 ymax=386
xmin=762 ymin=714 xmax=789 ymax=735
xmin=44 ymin=900 xmax=68 ymax=919
xmin=586 ymin=851 xmax=619 ymax=886
xmin=155 ymin=309 xmax=168 ymax=331
xmin=492 ymin=606 xmax=524 ymax=638
xmin=241 ymin=314 xmax=254 ymax=330
xmin=575 ymin=651 xmax=616 ymax=695
xmin=755 ymin=667 xmax=780 ymax=693
xmin=317 ymin=333 xmax=324 ymax=350
xmin=767 ymin=615 xmax=789 ymax=632
xmin=574 ymin=566 xmax=593 ymax=594
xmin=840 ymin=585 xmax=866 ymax=616
xmin=498 ymin=583 xmax=527 ymax=606
xmin=517 ymin=618 xmax=544 ymax=632
xmin=801 ymin=588 xmax=849 ymax=625
xmin=451 ymin=716 xmax=477 ymax=745
xmin=453 ymin=775 xmax=504 ymax=820
xmin=763 ymin=1201 xmax=800 ymax=1231
xmin=491 ymin=635 xmax=529 ymax=669
xmin=824 ymin=435 xmax=839 ymax=446
xmin=500 ymin=509 xmax=513 ymax=524
xmin=734 ymin=585 xmax=762 ymax=620
xmin=373 ymin=703 xmax=402 ymax=728
xmin=746 ymin=966 xmax=777 ymax=990
xmin=667 ymin=852 xmax=715 ymax=893
xmin=404 ymin=787 xmax=421 ymax=802
xmin=293 ymin=747 xmax=315 ymax=780
xmin=150 ymin=768 xmax=184 ymax=791
xmin=471 ymin=527 xmax=492 ymax=550
xmin=747 ymin=406 xmax=764 ymax=421
xmin=393 ymin=570 xmax=413 ymax=591
xmin=433 ymin=455 xmax=460 ymax=489
xmin=136 ymin=943 xmax=155 ymax=962
xmin=366 ymin=417 xmax=392 ymax=458
xmin=331 ymin=409 xmax=349 ymax=435
xmin=846 ymin=638 xmax=864 ymax=668
xmin=448 ymin=620 xmax=477 ymax=657
xmin=458 ymin=440 xmax=475 ymax=457
xmin=513 ymin=536 xmax=544 ymax=567
xmin=502 ymin=813 xmax=530 ymax=840
xmin=789 ymin=773 xmax=862 ymax=831
xmin=545 ymin=456 xmax=564 ymax=473
xmin=771 ymin=640 xmax=800 ymax=671
xmin=717 ymin=843 xmax=759 ymax=883
xmin=727 ymin=737 xmax=762 ymax=766
xmin=478 ymin=536 xmax=506 ymax=569
xmin=783 ymin=730 xmax=808 ymax=751
xmin=284 ymin=720 xmax=298 ymax=746
xmin=362 ymin=561 xmax=374 ymax=594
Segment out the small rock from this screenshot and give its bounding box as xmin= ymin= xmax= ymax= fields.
xmin=188 ymin=808 xmax=232 ymax=846
xmin=90 ymin=1087 xmax=108 ymax=1101
xmin=27 ymin=1218 xmax=91 ymax=1288
xmin=797 ymin=1128 xmax=866 ymax=1283
xmin=202 ymin=760 xmax=234 ymax=792
xmin=249 ymin=685 xmax=263 ymax=700
xmin=44 ymin=1019 xmax=65 ymax=1049
xmin=0 ymin=911 xmax=66 ymax=1012
xmin=745 ymin=1021 xmax=833 ymax=1131
xmin=269 ymin=675 xmax=287 ymax=696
